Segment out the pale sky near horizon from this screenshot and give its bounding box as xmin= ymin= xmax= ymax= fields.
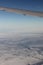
xmin=0 ymin=0 xmax=43 ymax=33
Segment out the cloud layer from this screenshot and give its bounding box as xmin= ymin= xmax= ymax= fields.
xmin=0 ymin=7 xmax=43 ymax=17
xmin=0 ymin=33 xmax=43 ymax=65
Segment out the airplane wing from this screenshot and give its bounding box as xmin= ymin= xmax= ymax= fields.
xmin=0 ymin=7 xmax=43 ymax=17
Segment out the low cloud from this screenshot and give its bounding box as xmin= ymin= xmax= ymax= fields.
xmin=0 ymin=33 xmax=43 ymax=65
xmin=0 ymin=7 xmax=43 ymax=17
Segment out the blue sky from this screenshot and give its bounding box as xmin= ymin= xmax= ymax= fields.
xmin=0 ymin=0 xmax=43 ymax=33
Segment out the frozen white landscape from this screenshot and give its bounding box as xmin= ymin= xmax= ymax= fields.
xmin=0 ymin=33 xmax=43 ymax=65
